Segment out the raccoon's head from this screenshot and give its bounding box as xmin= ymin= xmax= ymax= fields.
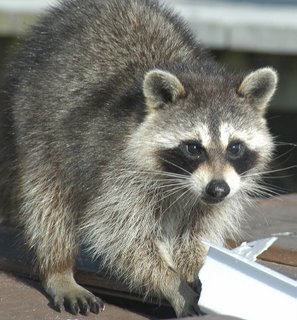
xmin=128 ymin=66 xmax=278 ymax=206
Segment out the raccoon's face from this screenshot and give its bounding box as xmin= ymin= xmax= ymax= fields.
xmin=128 ymin=67 xmax=277 ymax=205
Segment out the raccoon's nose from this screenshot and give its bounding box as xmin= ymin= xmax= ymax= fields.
xmin=205 ymin=180 xmax=230 ymax=199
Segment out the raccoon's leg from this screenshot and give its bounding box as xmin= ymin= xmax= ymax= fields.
xmin=116 ymin=239 xmax=202 ymax=317
xmin=156 ymin=241 xmax=203 ymax=317
xmin=174 ymin=239 xmax=207 ymax=298
xmin=175 ymin=239 xmax=206 ymax=280
xmin=19 ymin=168 xmax=104 ymax=315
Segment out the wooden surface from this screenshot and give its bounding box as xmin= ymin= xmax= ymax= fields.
xmin=227 ymin=193 xmax=297 ymax=277
xmin=0 ymin=194 xmax=297 ymax=319
xmin=0 ymin=271 xmax=150 ymax=320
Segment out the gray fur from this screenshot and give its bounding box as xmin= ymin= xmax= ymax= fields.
xmin=238 ymin=67 xmax=278 ymax=114
xmin=143 ymin=69 xmax=186 ymax=110
xmin=0 ymin=0 xmax=277 ymax=317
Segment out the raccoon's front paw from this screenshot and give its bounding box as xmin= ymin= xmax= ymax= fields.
xmin=171 ymin=280 xmax=203 ymax=317
xmin=44 ymin=271 xmax=104 ymax=315
xmin=53 ymin=285 xmax=104 ymax=315
xmin=178 ymin=293 xmax=203 ymax=317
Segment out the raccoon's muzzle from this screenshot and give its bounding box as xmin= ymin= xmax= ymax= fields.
xmin=203 ymin=179 xmax=230 ymax=204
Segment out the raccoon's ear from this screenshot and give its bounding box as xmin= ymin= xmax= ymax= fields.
xmin=238 ymin=67 xmax=278 ymax=115
xmin=143 ymin=69 xmax=186 ymax=111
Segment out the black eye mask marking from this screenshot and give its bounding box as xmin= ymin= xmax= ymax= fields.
xmin=157 ymin=141 xmax=207 ymax=175
xmin=227 ymin=141 xmax=258 ymax=174
xmin=157 ymin=140 xmax=258 ymax=176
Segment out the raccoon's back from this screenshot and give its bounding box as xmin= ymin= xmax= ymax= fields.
xmin=1 ymin=0 xmax=206 ymax=212
xmin=8 ymin=0 xmax=204 ymax=97
xmin=5 ymin=0 xmax=207 ymax=169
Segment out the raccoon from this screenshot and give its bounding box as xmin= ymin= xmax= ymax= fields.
xmin=0 ymin=0 xmax=277 ymax=317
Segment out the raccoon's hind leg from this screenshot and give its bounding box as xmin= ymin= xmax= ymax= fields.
xmin=19 ymin=167 xmax=104 ymax=315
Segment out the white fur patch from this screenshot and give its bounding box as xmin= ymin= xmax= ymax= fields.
xmin=154 ymin=132 xmax=188 ymax=148
xmin=197 ymin=124 xmax=211 ymax=147
xmin=220 ymin=122 xmax=272 ymax=151
xmin=236 ymin=129 xmax=272 ymax=151
xmin=189 ymin=164 xmax=212 ymax=194
xmin=155 ymin=240 xmax=175 ymax=270
xmin=223 ymin=166 xmax=241 ymax=196
xmin=153 ymin=123 xmax=211 ymax=149
xmin=190 ymin=165 xmax=241 ymax=197
xmin=219 ymin=123 xmax=235 ymax=148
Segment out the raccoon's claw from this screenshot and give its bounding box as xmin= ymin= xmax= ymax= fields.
xmin=185 ymin=303 xmax=204 ymax=317
xmin=53 ymin=293 xmax=104 ymax=315
xmin=180 ymin=296 xmax=203 ymax=317
xmin=78 ymin=297 xmax=90 ymax=315
xmin=171 ymin=279 xmax=204 ymax=317
xmin=90 ymin=296 xmax=105 ymax=314
xmin=44 ymin=271 xmax=105 ymax=315
xmin=53 ymin=296 xmax=65 ymax=313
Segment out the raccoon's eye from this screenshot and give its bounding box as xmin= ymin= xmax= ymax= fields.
xmin=186 ymin=143 xmax=205 ymax=157
xmin=227 ymin=142 xmax=245 ymax=159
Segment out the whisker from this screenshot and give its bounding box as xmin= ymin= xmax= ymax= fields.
xmin=272 ymin=157 xmax=296 ymax=170
xmin=117 ymin=168 xmax=187 ymax=180
xmin=152 ymin=182 xmax=188 ymax=190
xmin=157 ymin=156 xmax=191 ymax=176
xmin=242 ymin=165 xmax=297 ymax=178
xmin=267 ymin=115 xmax=281 ymax=121
xmin=160 ymin=184 xmax=188 ymax=195
xmin=274 ymin=141 xmax=297 ymax=147
xmin=159 ymin=188 xmax=191 ymax=216
xmin=259 ymin=183 xmax=286 ymax=193
xmin=246 ymin=189 xmax=278 ymax=199
xmin=272 ymin=146 xmax=296 ymax=162
xmin=152 ymin=184 xmax=189 ymax=205
xmin=184 ymin=189 xmax=199 ymax=214
xmin=243 ymin=183 xmax=282 ymax=199
xmin=262 ymin=174 xmax=295 ymax=179
xmin=256 ymin=186 xmax=282 ymax=195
